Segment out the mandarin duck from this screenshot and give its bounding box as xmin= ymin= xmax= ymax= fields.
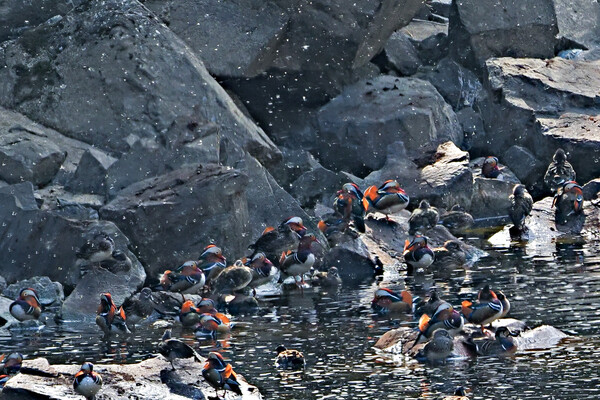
xmin=122 ymin=287 xmax=156 ymax=325
xmin=408 ymin=200 xmax=439 ymax=235
xmin=158 ymin=329 xmax=202 ymax=370
xmin=362 ymin=180 xmax=409 ymax=221
xmin=96 ymin=293 xmax=131 ymax=336
xmin=198 ymin=244 xmax=227 ymax=284
xmin=196 ymin=298 xmax=231 ymax=324
xmin=202 ymin=352 xmax=243 ymax=397
xmin=279 ymin=233 xmax=318 ymax=287
xmin=414 ymin=306 xmax=464 ymax=346
xmin=246 ymin=252 xmax=278 ymax=295
xmin=415 ymin=290 xmax=450 ymax=319
xmin=421 ymin=329 xmax=454 ymax=362
xmin=248 ymin=217 xmax=307 ymax=268
xmin=275 ymin=345 xmax=306 ymax=369
xmin=159 ymin=261 xmax=206 ymax=294
xmin=440 ymin=204 xmax=474 ymax=236
xmin=196 ymin=313 xmax=231 ymax=337
xmin=481 ymin=156 xmax=501 ymax=178
xmin=371 ymin=288 xmax=412 ymax=313
xmin=73 ymin=362 xmax=102 ymax=399
xmin=0 ymin=353 xmax=23 ymax=387
xmin=9 ymin=288 xmax=41 ymax=322
xmin=508 ymin=184 xmax=533 ymax=232
xmin=311 ymin=266 xmax=342 ymax=288
xmin=464 ymin=326 xmax=519 ymax=356
xmin=317 ymin=214 xmax=351 ymax=242
xmin=431 ymin=240 xmax=466 ymax=270
xmin=334 ymin=183 xmax=366 ymax=232
xmin=553 ymin=180 xmax=584 ymax=225
xmin=211 ymin=260 xmax=253 ymax=295
xmin=496 ymin=290 xmax=510 ymax=319
xmin=403 ymin=235 xmax=435 ymax=273
xmin=179 ymin=299 xmax=202 ymax=328
xmin=544 ymin=148 xmax=576 ymax=192
xmin=460 ymin=289 xmax=503 ymax=332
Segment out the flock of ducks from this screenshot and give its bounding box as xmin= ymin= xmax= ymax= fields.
xmin=0 ymin=148 xmax=584 ymax=399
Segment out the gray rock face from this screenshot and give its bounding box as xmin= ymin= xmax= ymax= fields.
xmin=143 ymin=0 xmax=288 ymax=78
xmin=0 ymin=129 xmax=66 ymax=186
xmin=400 ymin=20 xmax=449 ymax=66
xmin=481 ymin=57 xmax=600 ymax=182
xmin=315 ymin=75 xmax=462 ymax=176
xmin=100 ymin=164 xmax=249 ymax=279
xmin=0 ymin=0 xmax=279 ymax=166
xmin=456 ymin=107 xmax=485 ymax=150
xmin=554 ymin=0 xmax=600 ymax=50
xmin=383 ymin=32 xmax=423 ymax=76
xmin=416 ymin=58 xmax=485 ymax=111
xmin=4 ymin=276 xmax=64 ymax=307
xmin=0 ymin=1 xmax=72 ymax=42
xmin=502 ymin=145 xmax=545 ymax=190
xmin=65 ymin=148 xmax=116 ymax=195
xmin=449 ymin=0 xmax=558 ymax=72
xmin=0 ymin=182 xmax=38 ymax=210
xmin=0 ymin=190 xmax=144 ymax=291
xmin=469 ymin=157 xmax=521 ymax=219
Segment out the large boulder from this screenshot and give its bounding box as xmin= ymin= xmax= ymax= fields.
xmin=382 ymin=32 xmax=423 ymax=76
xmin=0 ymin=0 xmax=280 ymax=166
xmin=400 ymin=20 xmax=449 ymax=66
xmin=0 ymin=190 xmax=145 ymax=291
xmin=480 ymin=57 xmax=600 ymax=182
xmin=65 ymin=148 xmax=117 ymax=195
xmin=100 ymin=164 xmax=249 ymax=279
xmin=314 ymin=75 xmax=462 ymax=176
xmin=3 ymin=276 xmax=64 ymax=307
xmin=0 ymin=1 xmax=73 ymax=42
xmin=469 ymin=157 xmax=520 ymax=219
xmin=448 ymin=0 xmax=558 ymax=73
xmin=554 ymin=0 xmax=600 ymax=50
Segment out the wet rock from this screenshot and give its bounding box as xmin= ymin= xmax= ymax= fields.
xmin=0 ymin=275 xmax=6 ymax=293
xmin=481 ymin=57 xmax=600 ymax=182
xmin=35 ymin=186 xmax=105 ymax=214
xmin=4 ymin=276 xmax=64 ymax=307
xmin=3 ymin=356 xmax=261 ymax=400
xmin=383 ymin=32 xmax=423 ymax=76
xmin=144 ymin=0 xmax=288 ymax=78
xmin=400 ymin=20 xmax=449 ymax=66
xmin=469 ymin=157 xmax=520 ymax=220
xmin=415 ymin=58 xmax=485 ymax=111
xmin=315 ymin=76 xmax=462 ymax=176
xmin=268 ymin=147 xmax=321 ymax=188
xmin=0 ymin=129 xmax=66 ymax=186
xmin=65 ymin=148 xmax=116 ymax=195
xmin=100 ymin=164 xmax=249 ymax=280
xmin=0 ymin=190 xmax=143 ymax=290
xmin=0 ymin=0 xmax=280 ymax=167
xmin=449 ymin=0 xmax=558 ymax=73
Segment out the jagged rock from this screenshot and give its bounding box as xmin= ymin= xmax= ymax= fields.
xmin=2 ymin=357 xmax=261 ymax=400
xmin=554 ymin=0 xmax=600 ymax=50
xmin=290 ymin=166 xmax=354 ymax=209
xmin=469 ymin=157 xmax=520 ymax=220
xmin=0 ymin=1 xmax=73 ymax=42
xmin=0 ymin=190 xmax=144 ymax=291
xmin=65 ymin=148 xmax=116 ymax=195
xmin=143 ymin=0 xmax=288 ymax=78
xmin=582 ymin=178 xmax=600 ymax=200
xmin=383 ymin=32 xmax=423 ymax=76
xmin=100 ymin=164 xmax=249 ymax=279
xmin=481 ymin=57 xmax=600 ymax=182
xmin=0 ymin=129 xmax=66 ymax=186
xmin=321 ymin=238 xmax=376 ymax=284
xmin=415 ymin=58 xmax=485 ymax=111
xmin=0 ymin=275 xmax=6 ymax=293
xmin=430 ymin=0 xmax=452 ymax=17
xmin=52 ymin=198 xmax=99 ymax=220
xmin=456 ymin=107 xmax=485 ymax=150
xmin=449 ymin=0 xmax=558 ymax=73
xmin=268 ymin=146 xmax=321 ymax=187
xmin=35 ymin=186 xmax=105 ymax=213
xmin=400 ymin=20 xmax=449 ymax=65
xmin=502 ymin=145 xmax=545 ymax=190
xmin=315 ymin=76 xmax=462 ymax=176
xmin=4 ymin=276 xmax=64 ymax=307
xmin=0 ymin=0 xmax=280 ymax=167
xmin=0 ymin=182 xmax=38 ymax=210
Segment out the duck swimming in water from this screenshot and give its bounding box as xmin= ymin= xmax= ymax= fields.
xmin=431 ymin=240 xmax=466 ymax=270
xmin=96 ymin=293 xmax=131 ymax=336
xmin=371 ymin=288 xmax=413 ymax=314
xmin=403 ymin=235 xmax=435 ymax=273
xmin=421 ymin=329 xmax=454 ymax=362
xmin=311 ymin=266 xmax=342 ymax=288
xmin=275 ymin=345 xmax=306 ymax=369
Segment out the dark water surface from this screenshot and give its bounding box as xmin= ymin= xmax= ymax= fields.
xmin=2 ymin=235 xmax=600 ymax=399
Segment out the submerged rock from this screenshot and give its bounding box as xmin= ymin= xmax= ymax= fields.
xmin=2 ymin=356 xmax=261 ymax=400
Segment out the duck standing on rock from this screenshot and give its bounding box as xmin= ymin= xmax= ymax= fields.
xmin=363 ymin=180 xmax=409 ymax=221
xmin=544 ymin=148 xmax=576 ymax=192
xmin=403 ymin=235 xmax=435 ymax=273
xmin=482 ymin=156 xmax=501 ymax=178
xmin=280 ymin=233 xmax=318 ymax=288
xmin=158 ymin=329 xmax=202 ymax=370
xmin=96 ymin=293 xmax=131 ymax=336
xmin=461 ymin=289 xmax=503 ymax=333
xmin=334 ymin=183 xmax=366 ymax=232
xmin=249 ymin=217 xmax=307 ymax=267
xmin=431 ymin=240 xmax=466 ymax=270
xmin=508 ymin=184 xmax=533 ymax=235
xmin=73 ymin=362 xmax=102 ymax=399
xmin=371 ymin=288 xmax=412 ymax=313
xmin=496 ymin=290 xmax=510 ymax=318
xmin=275 ymin=345 xmax=306 ymax=369
xmin=440 ymin=205 xmax=474 ymax=236
xmin=246 ymin=252 xmax=278 ymax=295
xmin=553 ymin=181 xmax=584 ymax=225
xmin=211 ymin=260 xmax=253 ymax=295
xmin=159 ymin=261 xmax=206 ymax=294
xmin=122 ymin=287 xmax=156 ymax=325
xmin=202 ymin=352 xmax=243 ymax=397
xmin=0 ymin=353 xmax=23 ymax=387
xmin=408 ymin=200 xmax=439 ymax=235
xmin=464 ymin=326 xmax=519 ymax=356
xmin=76 ymin=233 xmax=115 ymax=268
xmin=198 ymin=244 xmax=227 ymax=285
xmin=9 ymin=288 xmax=41 ymax=322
